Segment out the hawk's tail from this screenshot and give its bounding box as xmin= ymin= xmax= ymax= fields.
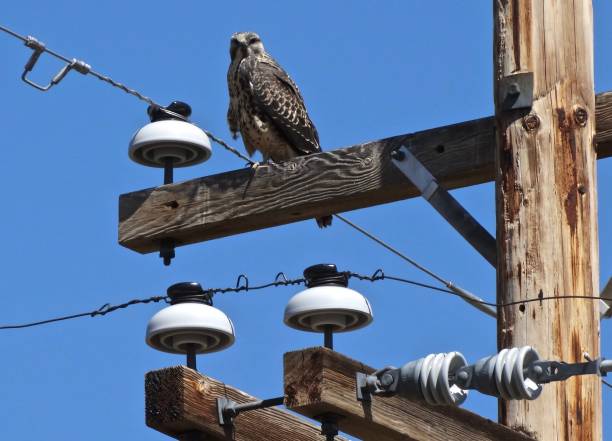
xmin=316 ymin=215 xmax=333 ymax=228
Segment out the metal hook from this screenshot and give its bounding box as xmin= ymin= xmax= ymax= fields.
xmin=21 ymin=36 xmax=90 ymax=92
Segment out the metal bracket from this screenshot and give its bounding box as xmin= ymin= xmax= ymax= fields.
xmin=527 ymin=359 xmax=602 ymax=384
xmin=216 ymin=396 xmax=284 ymax=426
xmin=356 ymin=368 xmax=399 ymax=402
xmin=356 ymin=372 xmax=373 ymax=402
xmin=391 ymin=145 xmax=497 ymax=267
xmin=499 ymin=72 xmax=534 ymax=110
xmin=21 ymin=36 xmax=90 ymax=92
xmin=600 ymin=278 xmax=612 ymax=319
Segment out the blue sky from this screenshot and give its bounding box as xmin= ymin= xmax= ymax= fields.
xmin=0 ymin=1 xmax=610 ymax=440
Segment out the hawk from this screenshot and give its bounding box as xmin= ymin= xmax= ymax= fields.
xmin=227 ymin=31 xmax=332 ymax=228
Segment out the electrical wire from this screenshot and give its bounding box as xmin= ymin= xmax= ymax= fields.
xmin=335 ymin=214 xmax=449 ymax=285
xmin=0 ymin=295 xmax=167 ymax=330
xmin=0 ymin=23 xmax=496 ymax=317
xmin=1 ymin=24 xmax=608 ymax=322
xmin=202 ymin=129 xmax=255 ymax=165
xmin=334 ymin=213 xmax=497 ymax=317
xmin=0 ymin=24 xmax=254 ymax=164
xmin=2 ymin=271 xmax=610 ymax=331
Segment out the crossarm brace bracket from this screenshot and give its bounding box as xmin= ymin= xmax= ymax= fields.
xmin=391 ymin=145 xmax=497 ymax=267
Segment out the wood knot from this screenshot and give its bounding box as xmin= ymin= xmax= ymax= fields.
xmin=361 ymin=156 xmax=373 ymax=167
xmin=522 ymin=114 xmax=540 ymax=132
xmin=573 ymin=105 xmax=588 ymax=127
xmin=195 ymin=379 xmax=210 ymax=395
xmin=164 ymin=200 xmax=179 ymax=209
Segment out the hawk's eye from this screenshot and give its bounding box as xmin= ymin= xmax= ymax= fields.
xmin=249 ymin=37 xmax=260 ymax=45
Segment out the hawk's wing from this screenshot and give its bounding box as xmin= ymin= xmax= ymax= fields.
xmin=239 ymin=55 xmax=321 ymax=155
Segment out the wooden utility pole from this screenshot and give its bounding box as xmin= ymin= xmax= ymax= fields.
xmin=494 ymin=1 xmax=601 ymax=440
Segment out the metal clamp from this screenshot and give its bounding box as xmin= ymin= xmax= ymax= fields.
xmin=21 ymin=36 xmax=90 ymax=91
xmin=217 ymin=396 xmax=284 ymax=426
xmin=527 ymin=359 xmax=602 ymax=384
xmin=356 ymin=367 xmax=399 ymax=402
xmin=357 ymin=352 xmax=469 ymax=407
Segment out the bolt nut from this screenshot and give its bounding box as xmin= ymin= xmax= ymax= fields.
xmin=573 ymin=106 xmax=588 ymax=127
xmin=380 ymin=373 xmax=394 ymax=387
xmin=390 ymin=149 xmax=405 ymax=161
xmin=522 ymin=114 xmax=540 ymax=132
xmin=508 ymin=82 xmax=521 ymax=95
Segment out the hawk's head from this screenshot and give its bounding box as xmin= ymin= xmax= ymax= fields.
xmin=230 ymin=32 xmax=265 ymax=60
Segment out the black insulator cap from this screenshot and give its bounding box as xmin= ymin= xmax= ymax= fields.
xmin=147 ymin=100 xmax=192 ymax=122
xmin=304 ymin=264 xmax=349 ymax=288
xmin=167 ymin=282 xmax=212 ymax=305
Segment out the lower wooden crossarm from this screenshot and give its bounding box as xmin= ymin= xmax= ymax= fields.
xmin=284 ymin=347 xmax=537 ymax=441
xmin=145 ymin=365 xmax=347 ymax=441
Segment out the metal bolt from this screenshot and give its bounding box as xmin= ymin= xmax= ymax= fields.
xmin=391 ymin=149 xmax=405 ymax=161
xmin=380 ymin=373 xmax=394 ymax=387
xmin=573 ymin=106 xmax=588 ymax=127
xmin=507 ymin=82 xmax=521 ymax=96
xmin=522 ymin=114 xmax=540 ymax=132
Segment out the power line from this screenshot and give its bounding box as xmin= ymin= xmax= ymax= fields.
xmin=334 ymin=214 xmax=497 ymax=317
xmin=0 ymin=24 xmax=254 ymax=164
xmin=1 ymin=271 xmax=609 ymax=331
xmin=0 ymin=295 xmax=167 ymax=330
xmin=1 ymin=24 xmax=605 ymax=322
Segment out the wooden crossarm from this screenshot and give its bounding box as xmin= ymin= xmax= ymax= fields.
xmin=119 ymin=92 xmax=612 ymax=254
xmin=145 ymin=366 xmax=348 ymax=441
xmin=283 ymin=347 xmax=537 ymax=441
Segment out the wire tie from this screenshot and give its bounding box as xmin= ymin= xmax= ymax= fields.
xmin=275 ymin=272 xmax=289 ymax=283
xmin=235 ymin=274 xmax=249 ymax=291
xmin=371 ymin=269 xmax=385 ymax=280
xmin=91 ymin=303 xmax=111 ymax=317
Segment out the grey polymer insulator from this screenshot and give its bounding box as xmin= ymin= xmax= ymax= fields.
xmin=397 ymin=351 xmax=469 ymax=406
xmin=600 ymin=359 xmax=612 ymax=374
xmin=469 ymin=346 xmax=542 ymax=400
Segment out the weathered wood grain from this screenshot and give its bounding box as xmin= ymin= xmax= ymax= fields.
xmin=119 ymin=92 xmax=612 ymax=254
xmin=494 ymin=1 xmax=601 ymax=440
xmin=145 ymin=366 xmax=348 ymax=441
xmin=283 ymin=347 xmax=536 ymax=441
xmin=596 ymin=91 xmax=612 ymax=157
